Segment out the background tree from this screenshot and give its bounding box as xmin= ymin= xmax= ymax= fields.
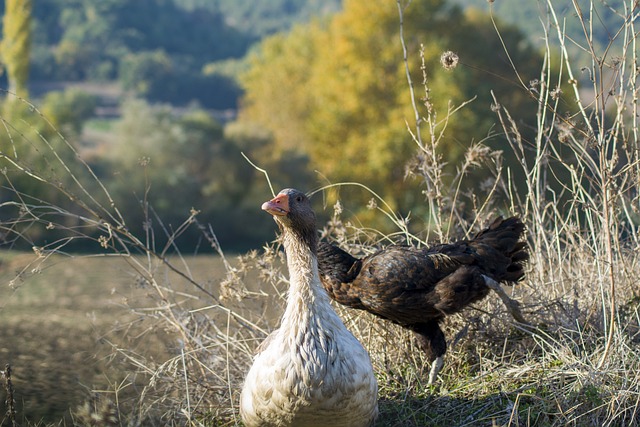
xmin=0 ymin=99 xmax=96 ymax=250
xmin=239 ymin=0 xmax=546 ymax=216
xmin=40 ymin=88 xmax=97 ymax=136
xmin=451 ymin=0 xmax=627 ymax=69
xmin=100 ymin=99 xmax=272 ymax=250
xmin=1 ymin=0 xmax=32 ymax=97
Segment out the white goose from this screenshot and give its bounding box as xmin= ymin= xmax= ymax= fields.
xmin=240 ymin=188 xmax=378 ymax=427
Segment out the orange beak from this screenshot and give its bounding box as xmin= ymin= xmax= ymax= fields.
xmin=262 ymin=193 xmax=289 ymax=216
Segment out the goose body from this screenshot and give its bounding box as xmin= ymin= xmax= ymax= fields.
xmin=240 ymin=188 xmax=378 ymax=427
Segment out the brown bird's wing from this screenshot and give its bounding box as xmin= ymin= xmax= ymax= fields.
xmin=317 ymin=242 xmax=366 ymax=309
xmin=351 ymin=246 xmax=480 ymax=324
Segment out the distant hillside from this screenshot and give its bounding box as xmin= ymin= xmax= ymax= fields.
xmin=451 ymin=0 xmax=628 ymax=66
xmin=7 ymin=0 xmax=626 ymax=110
xmin=0 ymin=0 xmax=342 ymax=109
xmin=174 ymin=0 xmax=342 ymax=37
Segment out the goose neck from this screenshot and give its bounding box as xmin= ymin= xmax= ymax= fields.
xmin=281 ymin=230 xmax=330 ymax=318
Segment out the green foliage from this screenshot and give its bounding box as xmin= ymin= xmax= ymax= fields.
xmin=40 ymin=87 xmax=97 ymax=135
xmin=22 ymin=0 xmax=252 ymax=108
xmin=118 ymin=50 xmax=173 ymax=97
xmin=452 ymin=0 xmax=629 ymax=69
xmin=119 ymin=50 xmax=242 ymax=108
xmin=0 ymin=99 xmax=77 ymax=182
xmin=0 ymin=92 xmax=303 ymax=251
xmin=0 ymin=0 xmax=340 ymax=109
xmin=0 ymin=97 xmax=94 ymax=246
xmin=1 ymin=0 xmax=33 ymax=97
xmin=100 ymin=99 xmax=272 ymax=250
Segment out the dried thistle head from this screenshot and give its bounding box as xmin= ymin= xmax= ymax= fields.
xmin=321 ymin=199 xmax=350 ymax=246
xmin=440 ymin=51 xmax=459 ymax=71
xmin=464 ymin=143 xmax=493 ymax=169
xmin=254 ymin=243 xmax=286 ymax=287
xmin=529 ymin=79 xmax=539 ymax=89
xmin=610 ymin=56 xmax=622 ymax=69
xmin=333 ymin=200 xmax=343 ymax=216
xmin=550 ymin=86 xmax=563 ymax=100
xmin=555 ymin=117 xmax=575 ymax=143
xmin=220 ymin=267 xmax=248 ymax=302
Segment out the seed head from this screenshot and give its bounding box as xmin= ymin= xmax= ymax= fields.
xmin=440 ymin=51 xmax=459 ymax=71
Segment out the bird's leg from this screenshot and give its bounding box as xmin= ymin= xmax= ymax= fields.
xmin=427 ymin=356 xmax=444 ymax=386
xmin=482 ymin=275 xmax=529 ymax=326
xmin=410 ymin=321 xmax=446 ymax=386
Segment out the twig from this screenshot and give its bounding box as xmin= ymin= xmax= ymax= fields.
xmin=180 ymin=347 xmax=191 ymax=422
xmin=396 ymin=0 xmax=422 ymax=144
xmin=242 ymin=152 xmax=275 ymax=197
xmin=3 ymin=364 xmax=17 ymax=427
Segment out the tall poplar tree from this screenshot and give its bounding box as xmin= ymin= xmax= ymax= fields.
xmin=1 ymin=0 xmax=32 ymax=97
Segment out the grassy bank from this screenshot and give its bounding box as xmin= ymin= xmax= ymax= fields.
xmin=2 ymin=231 xmax=638 ymax=426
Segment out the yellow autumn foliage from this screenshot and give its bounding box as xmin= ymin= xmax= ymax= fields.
xmin=239 ymin=0 xmax=541 ymax=214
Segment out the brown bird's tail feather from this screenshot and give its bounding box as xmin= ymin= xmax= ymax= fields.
xmin=472 ymin=216 xmax=528 ymax=283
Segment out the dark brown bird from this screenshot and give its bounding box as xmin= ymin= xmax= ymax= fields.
xmin=317 ymin=216 xmax=528 ymax=384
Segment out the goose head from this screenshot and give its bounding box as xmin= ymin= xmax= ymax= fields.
xmin=262 ymin=188 xmax=318 ymax=252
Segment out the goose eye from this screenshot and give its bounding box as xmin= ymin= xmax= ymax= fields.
xmin=296 ymin=195 xmax=303 ymax=202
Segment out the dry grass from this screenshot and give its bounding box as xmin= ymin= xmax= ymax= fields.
xmin=2 ymin=0 xmax=640 ymax=426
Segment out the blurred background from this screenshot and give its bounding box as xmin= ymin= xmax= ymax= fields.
xmin=0 ymin=0 xmax=619 ymax=252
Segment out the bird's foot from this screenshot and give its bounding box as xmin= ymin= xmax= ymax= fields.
xmin=427 ymin=356 xmax=444 ymax=386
